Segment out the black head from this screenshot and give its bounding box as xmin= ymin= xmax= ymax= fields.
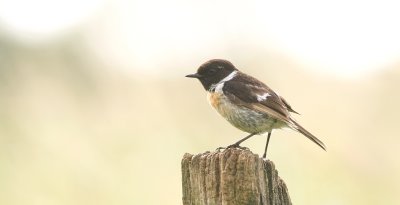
xmin=186 ymin=59 xmax=238 ymax=91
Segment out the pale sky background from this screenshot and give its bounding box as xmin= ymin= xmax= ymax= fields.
xmin=1 ymin=0 xmax=399 ymax=77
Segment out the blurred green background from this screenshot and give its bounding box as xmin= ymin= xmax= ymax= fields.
xmin=0 ymin=0 xmax=399 ymax=204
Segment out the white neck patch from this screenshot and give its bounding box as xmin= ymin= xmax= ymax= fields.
xmin=209 ymin=71 xmax=238 ymax=92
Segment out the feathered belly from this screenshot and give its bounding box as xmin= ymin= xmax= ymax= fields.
xmin=207 ymin=92 xmax=283 ymax=134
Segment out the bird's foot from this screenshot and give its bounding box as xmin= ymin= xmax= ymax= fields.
xmin=216 ymin=143 xmax=249 ymax=152
xmin=262 ymin=153 xmax=267 ymax=159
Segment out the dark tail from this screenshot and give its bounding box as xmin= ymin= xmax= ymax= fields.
xmin=289 ymin=119 xmax=326 ymax=151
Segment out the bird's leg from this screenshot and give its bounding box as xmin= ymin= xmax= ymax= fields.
xmin=216 ymin=133 xmax=256 ymax=151
xmin=262 ymin=132 xmax=272 ymax=158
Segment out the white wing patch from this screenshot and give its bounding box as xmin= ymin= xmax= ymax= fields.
xmin=256 ymin=93 xmax=271 ymax=101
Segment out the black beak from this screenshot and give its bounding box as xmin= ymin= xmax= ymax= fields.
xmin=185 ymin=73 xmax=202 ymax=78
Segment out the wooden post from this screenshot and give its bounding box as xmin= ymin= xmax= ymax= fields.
xmin=181 ymin=148 xmax=291 ymax=205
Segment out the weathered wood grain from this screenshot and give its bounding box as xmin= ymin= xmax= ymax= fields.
xmin=182 ymin=148 xmax=291 ymax=205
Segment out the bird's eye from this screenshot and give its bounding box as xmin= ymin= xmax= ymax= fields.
xmin=209 ymin=69 xmax=217 ymax=74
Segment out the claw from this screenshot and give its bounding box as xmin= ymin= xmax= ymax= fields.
xmin=234 ymin=145 xmax=249 ymax=150
xmin=216 ymin=144 xmax=249 ymax=152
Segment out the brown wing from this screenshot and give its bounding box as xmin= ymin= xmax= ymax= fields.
xmin=280 ymin=96 xmax=299 ymax=114
xmin=223 ymin=72 xmax=326 ymax=150
xmin=222 ymin=72 xmax=291 ymax=123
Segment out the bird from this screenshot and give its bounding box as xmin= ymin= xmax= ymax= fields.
xmin=186 ymin=59 xmax=326 ymax=158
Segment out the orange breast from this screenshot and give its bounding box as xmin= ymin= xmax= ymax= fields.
xmin=207 ymin=92 xmax=222 ymax=109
